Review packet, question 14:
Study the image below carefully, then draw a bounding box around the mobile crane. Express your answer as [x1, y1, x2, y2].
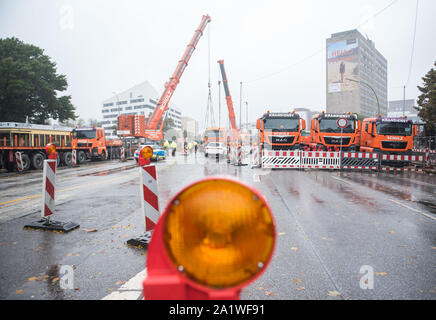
[217, 60, 241, 142]
[143, 15, 211, 141]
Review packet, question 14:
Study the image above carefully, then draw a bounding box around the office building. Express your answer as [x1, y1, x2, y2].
[326, 29, 387, 117]
[101, 81, 182, 139]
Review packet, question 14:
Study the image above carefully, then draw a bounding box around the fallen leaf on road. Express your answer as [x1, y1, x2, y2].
[84, 228, 98, 233]
[293, 279, 303, 285]
[258, 287, 263, 291]
[328, 290, 341, 297]
[264, 291, 273, 296]
[51, 277, 59, 283]
[296, 287, 305, 291]
[291, 247, 298, 251]
[28, 277, 40, 282]
[388, 230, 395, 234]
[278, 232, 286, 236]
[375, 272, 387, 276]
[16, 290, 24, 294]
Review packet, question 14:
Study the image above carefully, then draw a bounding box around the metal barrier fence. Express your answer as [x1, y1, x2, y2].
[259, 150, 425, 172]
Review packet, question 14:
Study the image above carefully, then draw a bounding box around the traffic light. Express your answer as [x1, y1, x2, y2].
[143, 177, 276, 299]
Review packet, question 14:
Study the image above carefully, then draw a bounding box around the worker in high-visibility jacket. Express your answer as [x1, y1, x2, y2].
[171, 141, 177, 157]
[188, 142, 193, 153]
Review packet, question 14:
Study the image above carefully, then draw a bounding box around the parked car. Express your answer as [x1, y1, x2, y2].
[134, 144, 166, 162]
[205, 142, 226, 157]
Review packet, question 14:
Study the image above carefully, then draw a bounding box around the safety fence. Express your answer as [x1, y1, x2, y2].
[257, 150, 425, 172]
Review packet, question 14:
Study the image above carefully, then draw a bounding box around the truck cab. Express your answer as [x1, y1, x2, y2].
[360, 116, 417, 154]
[71, 127, 108, 160]
[256, 111, 306, 150]
[306, 112, 361, 151]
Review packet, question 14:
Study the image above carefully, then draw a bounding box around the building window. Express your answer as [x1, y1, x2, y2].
[116, 100, 127, 105]
[130, 98, 144, 104]
[103, 102, 114, 107]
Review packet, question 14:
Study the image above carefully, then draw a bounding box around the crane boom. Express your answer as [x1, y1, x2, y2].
[217, 59, 240, 140]
[145, 15, 211, 140]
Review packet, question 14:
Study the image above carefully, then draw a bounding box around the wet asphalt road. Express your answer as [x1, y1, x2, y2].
[0, 153, 435, 300]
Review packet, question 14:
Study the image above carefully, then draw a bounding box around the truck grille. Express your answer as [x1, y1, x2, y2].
[271, 136, 295, 144]
[381, 141, 407, 149]
[323, 137, 351, 145]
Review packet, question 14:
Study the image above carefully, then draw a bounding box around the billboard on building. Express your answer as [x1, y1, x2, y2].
[327, 39, 359, 93]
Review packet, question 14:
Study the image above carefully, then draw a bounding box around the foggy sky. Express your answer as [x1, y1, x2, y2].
[1, 0, 435, 128]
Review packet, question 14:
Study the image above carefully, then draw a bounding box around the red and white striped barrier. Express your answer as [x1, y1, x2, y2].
[251, 146, 260, 168]
[301, 151, 340, 169]
[127, 164, 159, 248]
[15, 151, 23, 172]
[41, 159, 56, 217]
[341, 152, 379, 170]
[381, 154, 424, 161]
[413, 149, 436, 154]
[262, 150, 301, 168]
[72, 149, 77, 166]
[140, 165, 159, 232]
[120, 147, 125, 161]
[237, 144, 242, 166]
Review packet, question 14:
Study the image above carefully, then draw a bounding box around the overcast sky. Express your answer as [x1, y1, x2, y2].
[1, 0, 435, 128]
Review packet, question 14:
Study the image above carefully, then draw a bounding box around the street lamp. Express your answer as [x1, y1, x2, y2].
[346, 78, 380, 116]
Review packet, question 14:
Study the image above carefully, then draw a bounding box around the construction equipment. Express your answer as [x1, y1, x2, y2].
[256, 110, 306, 151]
[143, 15, 211, 141]
[305, 112, 361, 151]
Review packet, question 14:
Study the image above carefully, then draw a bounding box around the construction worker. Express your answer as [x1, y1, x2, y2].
[171, 140, 177, 157]
[188, 142, 193, 153]
[164, 140, 170, 150]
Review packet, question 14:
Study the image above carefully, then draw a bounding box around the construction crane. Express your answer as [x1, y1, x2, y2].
[217, 59, 240, 142]
[143, 15, 211, 140]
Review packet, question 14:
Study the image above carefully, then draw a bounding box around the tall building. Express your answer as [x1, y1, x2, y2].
[101, 81, 182, 139]
[326, 29, 387, 117]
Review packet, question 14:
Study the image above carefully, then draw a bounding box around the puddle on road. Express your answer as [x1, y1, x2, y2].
[416, 200, 436, 214]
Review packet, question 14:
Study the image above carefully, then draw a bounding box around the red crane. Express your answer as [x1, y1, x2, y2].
[217, 59, 240, 141]
[144, 15, 211, 140]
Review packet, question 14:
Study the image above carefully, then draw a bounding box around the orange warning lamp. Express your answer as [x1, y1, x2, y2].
[143, 177, 276, 299]
[138, 146, 153, 166]
[140, 146, 154, 159]
[45, 143, 57, 160]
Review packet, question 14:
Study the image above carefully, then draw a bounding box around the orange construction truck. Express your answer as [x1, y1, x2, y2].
[256, 111, 306, 151]
[359, 116, 417, 154]
[203, 127, 226, 144]
[71, 127, 124, 162]
[305, 112, 361, 151]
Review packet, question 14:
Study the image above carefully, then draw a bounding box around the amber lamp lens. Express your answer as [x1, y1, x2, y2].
[46, 144, 56, 155]
[140, 146, 153, 159]
[163, 179, 275, 288]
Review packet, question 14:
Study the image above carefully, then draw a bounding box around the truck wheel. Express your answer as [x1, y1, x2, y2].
[78, 151, 86, 163]
[31, 152, 45, 170]
[101, 150, 106, 161]
[21, 153, 31, 171]
[63, 152, 72, 166]
[56, 154, 61, 167]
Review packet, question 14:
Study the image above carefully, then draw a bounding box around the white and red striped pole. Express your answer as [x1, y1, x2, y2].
[237, 144, 242, 166]
[72, 149, 77, 166]
[120, 147, 125, 161]
[140, 165, 159, 233]
[15, 151, 24, 172]
[41, 159, 56, 218]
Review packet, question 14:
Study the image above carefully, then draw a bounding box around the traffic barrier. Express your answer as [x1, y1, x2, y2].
[120, 147, 125, 161]
[24, 158, 80, 232]
[127, 164, 159, 248]
[412, 149, 436, 154]
[261, 150, 301, 168]
[300, 151, 340, 169]
[251, 146, 260, 168]
[381, 154, 424, 162]
[72, 149, 77, 166]
[15, 151, 23, 172]
[341, 152, 379, 170]
[380, 167, 423, 172]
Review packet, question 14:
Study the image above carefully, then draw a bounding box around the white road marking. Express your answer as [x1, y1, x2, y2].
[101, 269, 147, 300]
[331, 176, 352, 185]
[253, 174, 260, 182]
[389, 199, 436, 221]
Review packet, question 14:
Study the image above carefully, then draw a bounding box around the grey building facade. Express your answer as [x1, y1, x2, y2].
[326, 29, 387, 117]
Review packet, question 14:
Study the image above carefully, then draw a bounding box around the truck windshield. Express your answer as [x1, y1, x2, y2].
[319, 119, 355, 133]
[263, 118, 299, 132]
[205, 130, 223, 138]
[73, 130, 96, 139]
[376, 122, 412, 136]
